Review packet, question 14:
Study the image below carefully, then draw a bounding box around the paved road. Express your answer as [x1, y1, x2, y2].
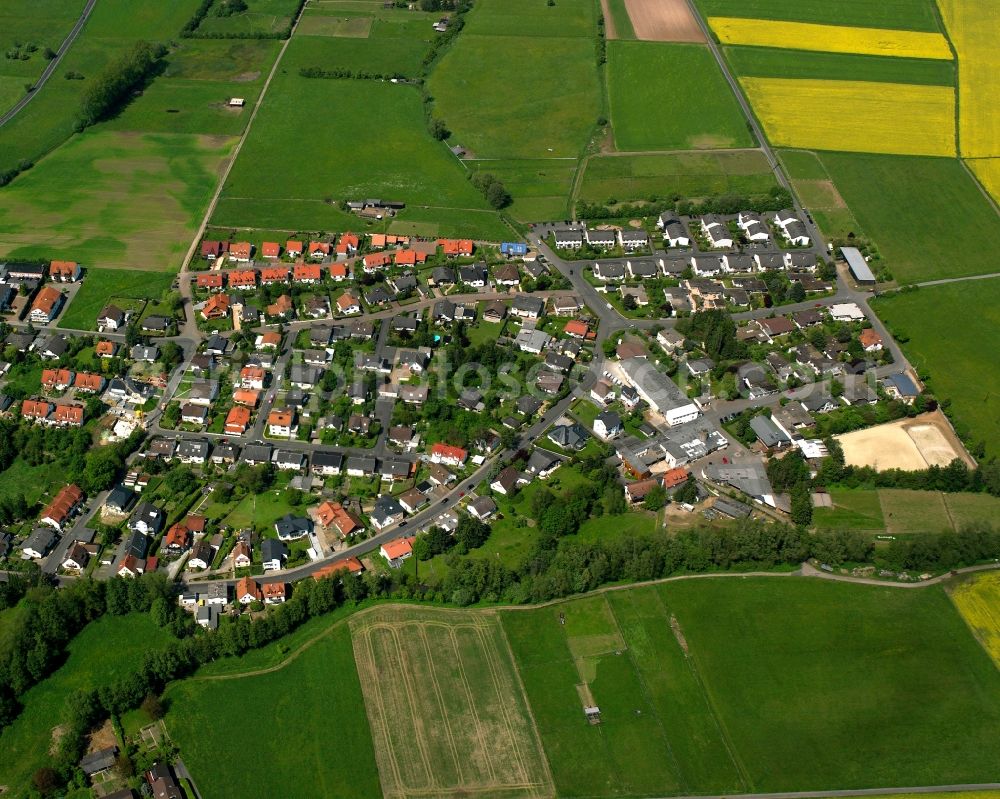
[0, 0, 98, 127]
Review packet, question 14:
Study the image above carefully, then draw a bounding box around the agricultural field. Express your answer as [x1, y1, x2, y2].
[464, 158, 576, 222]
[0, 0, 87, 105]
[872, 281, 1000, 457]
[690, 0, 945, 31]
[213, 58, 502, 234]
[708, 18, 951, 59]
[661, 578, 1000, 790]
[938, 0, 999, 162]
[291, 7, 437, 76]
[351, 606, 553, 799]
[968, 158, 1000, 205]
[0, 0, 204, 174]
[740, 77, 955, 157]
[429, 34, 600, 160]
[579, 150, 778, 205]
[0, 130, 235, 271]
[603, 0, 636, 40]
[818, 152, 1000, 282]
[726, 47, 955, 86]
[0, 614, 173, 794]
[166, 623, 382, 799]
[951, 572, 1000, 668]
[58, 268, 175, 330]
[507, 578, 1000, 793]
[814, 488, 1000, 535]
[462, 0, 598, 39]
[607, 42, 752, 151]
[879, 489, 955, 535]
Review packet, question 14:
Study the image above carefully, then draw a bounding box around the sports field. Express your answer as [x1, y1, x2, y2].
[835, 412, 971, 472]
[608, 42, 752, 151]
[709, 18, 951, 59]
[727, 46, 955, 86]
[951, 573, 1000, 668]
[0, 614, 173, 793]
[506, 578, 1000, 792]
[691, 0, 944, 31]
[817, 152, 1000, 283]
[166, 623, 382, 799]
[872, 281, 1000, 457]
[579, 150, 778, 204]
[0, 131, 234, 271]
[938, 0, 998, 160]
[352, 606, 553, 799]
[741, 77, 955, 157]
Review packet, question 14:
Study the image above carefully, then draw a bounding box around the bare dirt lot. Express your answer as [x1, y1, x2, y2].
[623, 0, 705, 42]
[836, 410, 975, 472]
[351, 606, 553, 799]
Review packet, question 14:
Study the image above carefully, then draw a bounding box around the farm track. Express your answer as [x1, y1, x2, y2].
[0, 0, 98, 127]
[184, 562, 1000, 683]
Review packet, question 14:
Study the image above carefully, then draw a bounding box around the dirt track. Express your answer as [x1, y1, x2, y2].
[623, 0, 705, 42]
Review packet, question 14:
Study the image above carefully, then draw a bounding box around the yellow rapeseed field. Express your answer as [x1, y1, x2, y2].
[740, 77, 956, 157]
[952, 572, 1000, 668]
[937, 0, 1000, 159]
[968, 158, 1000, 205]
[709, 17, 953, 60]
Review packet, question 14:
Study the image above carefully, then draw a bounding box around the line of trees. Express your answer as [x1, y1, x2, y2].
[470, 172, 512, 210]
[299, 66, 408, 81]
[77, 41, 166, 129]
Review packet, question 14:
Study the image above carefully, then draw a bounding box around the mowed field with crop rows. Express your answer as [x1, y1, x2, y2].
[504, 578, 1000, 794]
[579, 150, 778, 205]
[351, 606, 553, 799]
[607, 42, 753, 151]
[873, 281, 1000, 458]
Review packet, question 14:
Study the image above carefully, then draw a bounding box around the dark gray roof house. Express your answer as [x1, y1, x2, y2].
[274, 514, 312, 540]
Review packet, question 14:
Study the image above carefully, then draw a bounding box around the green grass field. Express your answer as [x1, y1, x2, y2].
[0, 0, 87, 100]
[691, 0, 944, 31]
[0, 0, 204, 174]
[289, 18, 432, 76]
[214, 63, 501, 233]
[872, 282, 1000, 456]
[463, 0, 598, 38]
[605, 0, 636, 39]
[818, 152, 1000, 283]
[579, 150, 778, 204]
[59, 268, 174, 330]
[879, 489, 953, 534]
[0, 131, 234, 271]
[429, 33, 600, 160]
[194, 0, 300, 36]
[812, 488, 886, 531]
[166, 623, 381, 799]
[608, 42, 753, 151]
[464, 158, 577, 222]
[101, 79, 261, 136]
[0, 614, 173, 793]
[657, 578, 1000, 790]
[726, 46, 956, 86]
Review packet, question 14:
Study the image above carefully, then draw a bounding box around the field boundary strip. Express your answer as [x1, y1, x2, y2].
[708, 17, 953, 60]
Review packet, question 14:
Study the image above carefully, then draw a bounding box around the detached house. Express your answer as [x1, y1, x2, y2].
[30, 287, 64, 324]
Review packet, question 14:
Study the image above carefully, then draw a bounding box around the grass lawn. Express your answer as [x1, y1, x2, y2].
[580, 150, 777, 204]
[658, 578, 1000, 790]
[0, 456, 71, 507]
[428, 32, 600, 159]
[572, 510, 658, 542]
[0, 614, 173, 792]
[166, 623, 381, 799]
[466, 320, 504, 347]
[812, 488, 885, 531]
[607, 42, 753, 151]
[215, 69, 497, 232]
[872, 282, 1000, 456]
[0, 131, 234, 271]
[726, 46, 955, 86]
[817, 153, 1000, 283]
[690, 0, 944, 32]
[59, 268, 174, 330]
[0, 0, 204, 175]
